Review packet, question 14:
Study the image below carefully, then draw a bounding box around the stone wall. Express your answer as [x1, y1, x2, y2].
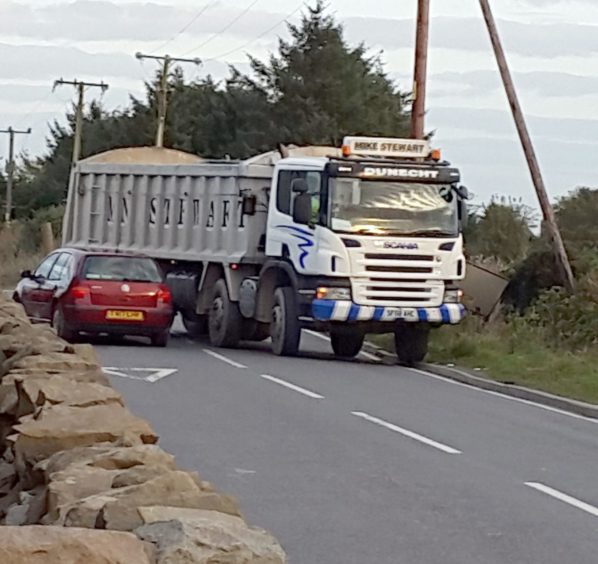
[0, 295, 286, 563]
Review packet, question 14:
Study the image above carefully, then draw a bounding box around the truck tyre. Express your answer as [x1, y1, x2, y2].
[182, 314, 208, 338]
[394, 323, 430, 366]
[271, 287, 300, 356]
[52, 306, 76, 342]
[242, 320, 270, 342]
[151, 330, 170, 348]
[208, 279, 242, 348]
[330, 330, 364, 358]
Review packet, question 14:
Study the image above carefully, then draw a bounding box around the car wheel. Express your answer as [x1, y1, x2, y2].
[270, 287, 300, 356]
[52, 306, 76, 342]
[151, 330, 170, 348]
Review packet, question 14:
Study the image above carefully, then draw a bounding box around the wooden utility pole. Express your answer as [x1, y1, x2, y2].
[410, 0, 430, 139]
[53, 79, 109, 163]
[1, 126, 31, 224]
[135, 53, 201, 147]
[478, 0, 575, 291]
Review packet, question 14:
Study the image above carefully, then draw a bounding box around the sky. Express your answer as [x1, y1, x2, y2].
[1, 0, 597, 208]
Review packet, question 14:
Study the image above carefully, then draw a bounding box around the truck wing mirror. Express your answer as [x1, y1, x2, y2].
[242, 195, 256, 216]
[293, 193, 312, 225]
[459, 199, 468, 228]
[291, 178, 308, 194]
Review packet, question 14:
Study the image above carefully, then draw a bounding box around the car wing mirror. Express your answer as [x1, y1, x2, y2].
[20, 270, 32, 279]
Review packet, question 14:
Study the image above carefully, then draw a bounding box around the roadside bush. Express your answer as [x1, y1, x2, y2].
[524, 273, 598, 351]
[19, 205, 64, 253]
[0, 225, 43, 288]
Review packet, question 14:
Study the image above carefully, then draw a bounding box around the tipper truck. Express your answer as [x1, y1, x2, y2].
[62, 137, 469, 364]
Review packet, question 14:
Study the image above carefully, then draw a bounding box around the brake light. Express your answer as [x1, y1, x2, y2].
[69, 286, 89, 300]
[157, 286, 171, 305]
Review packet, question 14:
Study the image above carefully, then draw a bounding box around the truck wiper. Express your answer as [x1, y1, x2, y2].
[389, 230, 457, 237]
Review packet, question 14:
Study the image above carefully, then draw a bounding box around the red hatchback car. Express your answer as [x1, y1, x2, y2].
[14, 249, 174, 346]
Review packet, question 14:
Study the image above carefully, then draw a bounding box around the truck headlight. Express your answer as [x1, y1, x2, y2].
[316, 287, 351, 301]
[444, 288, 463, 303]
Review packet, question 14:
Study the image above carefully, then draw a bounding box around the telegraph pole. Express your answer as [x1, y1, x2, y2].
[135, 53, 201, 147]
[1, 126, 31, 224]
[53, 79, 109, 163]
[478, 0, 575, 292]
[410, 0, 430, 139]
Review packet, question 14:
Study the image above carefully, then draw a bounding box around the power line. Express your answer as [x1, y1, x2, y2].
[150, 1, 219, 54]
[134, 53, 201, 147]
[180, 0, 261, 57]
[203, 3, 303, 63]
[1, 127, 31, 224]
[53, 79, 109, 163]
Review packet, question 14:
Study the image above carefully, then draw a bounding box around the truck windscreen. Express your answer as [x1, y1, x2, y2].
[328, 178, 458, 237]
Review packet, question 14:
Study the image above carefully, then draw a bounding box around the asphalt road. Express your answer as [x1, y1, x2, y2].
[95, 322, 598, 564]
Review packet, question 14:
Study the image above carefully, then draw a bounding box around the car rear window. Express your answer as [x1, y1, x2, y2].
[82, 256, 163, 283]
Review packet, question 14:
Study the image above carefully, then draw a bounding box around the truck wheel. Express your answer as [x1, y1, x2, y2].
[182, 314, 208, 338]
[208, 279, 242, 348]
[270, 287, 300, 356]
[151, 330, 170, 348]
[242, 320, 270, 342]
[330, 330, 364, 358]
[394, 323, 430, 366]
[52, 306, 76, 342]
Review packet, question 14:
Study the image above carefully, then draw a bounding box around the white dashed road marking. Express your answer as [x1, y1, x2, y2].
[203, 349, 247, 369]
[352, 411, 462, 455]
[525, 482, 598, 518]
[260, 374, 325, 399]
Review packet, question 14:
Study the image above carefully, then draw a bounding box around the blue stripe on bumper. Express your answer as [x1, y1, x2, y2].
[312, 300, 465, 324]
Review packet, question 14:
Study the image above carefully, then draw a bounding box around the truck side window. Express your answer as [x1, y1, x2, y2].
[277, 170, 322, 220]
[277, 170, 298, 215]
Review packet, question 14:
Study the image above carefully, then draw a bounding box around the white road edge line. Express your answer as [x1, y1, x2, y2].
[260, 374, 324, 399]
[304, 329, 380, 362]
[352, 411, 462, 455]
[203, 349, 247, 369]
[408, 367, 598, 426]
[525, 482, 598, 518]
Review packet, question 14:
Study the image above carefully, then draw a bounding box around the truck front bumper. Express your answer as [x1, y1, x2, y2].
[311, 300, 465, 324]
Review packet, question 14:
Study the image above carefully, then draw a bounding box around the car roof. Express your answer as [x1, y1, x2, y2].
[55, 247, 153, 260]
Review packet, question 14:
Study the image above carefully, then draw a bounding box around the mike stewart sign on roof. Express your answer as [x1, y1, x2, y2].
[342, 136, 431, 159]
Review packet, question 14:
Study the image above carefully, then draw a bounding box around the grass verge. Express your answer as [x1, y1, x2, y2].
[370, 318, 598, 404]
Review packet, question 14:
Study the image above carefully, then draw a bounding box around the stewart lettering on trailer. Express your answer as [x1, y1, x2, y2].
[106, 195, 247, 229]
[312, 300, 465, 324]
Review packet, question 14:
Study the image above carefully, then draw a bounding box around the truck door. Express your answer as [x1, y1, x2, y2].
[266, 168, 323, 274]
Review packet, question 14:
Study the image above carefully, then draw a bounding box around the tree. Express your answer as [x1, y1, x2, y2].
[465, 196, 537, 267]
[10, 2, 410, 216]
[235, 1, 409, 147]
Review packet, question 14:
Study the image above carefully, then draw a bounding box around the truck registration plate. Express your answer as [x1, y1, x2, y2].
[381, 308, 417, 321]
[105, 310, 144, 321]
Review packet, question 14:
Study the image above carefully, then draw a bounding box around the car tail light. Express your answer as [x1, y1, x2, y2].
[69, 285, 90, 301]
[157, 286, 171, 305]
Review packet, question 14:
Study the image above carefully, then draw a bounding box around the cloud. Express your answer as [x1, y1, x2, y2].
[429, 70, 598, 99]
[0, 1, 290, 43]
[0, 43, 239, 82]
[344, 16, 598, 58]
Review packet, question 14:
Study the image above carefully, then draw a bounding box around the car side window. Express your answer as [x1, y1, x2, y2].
[34, 254, 59, 279]
[48, 253, 72, 283]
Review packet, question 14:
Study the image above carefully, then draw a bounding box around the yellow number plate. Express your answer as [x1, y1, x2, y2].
[105, 310, 145, 321]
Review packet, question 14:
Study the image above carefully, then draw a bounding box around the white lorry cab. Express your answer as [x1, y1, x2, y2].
[63, 137, 469, 364]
